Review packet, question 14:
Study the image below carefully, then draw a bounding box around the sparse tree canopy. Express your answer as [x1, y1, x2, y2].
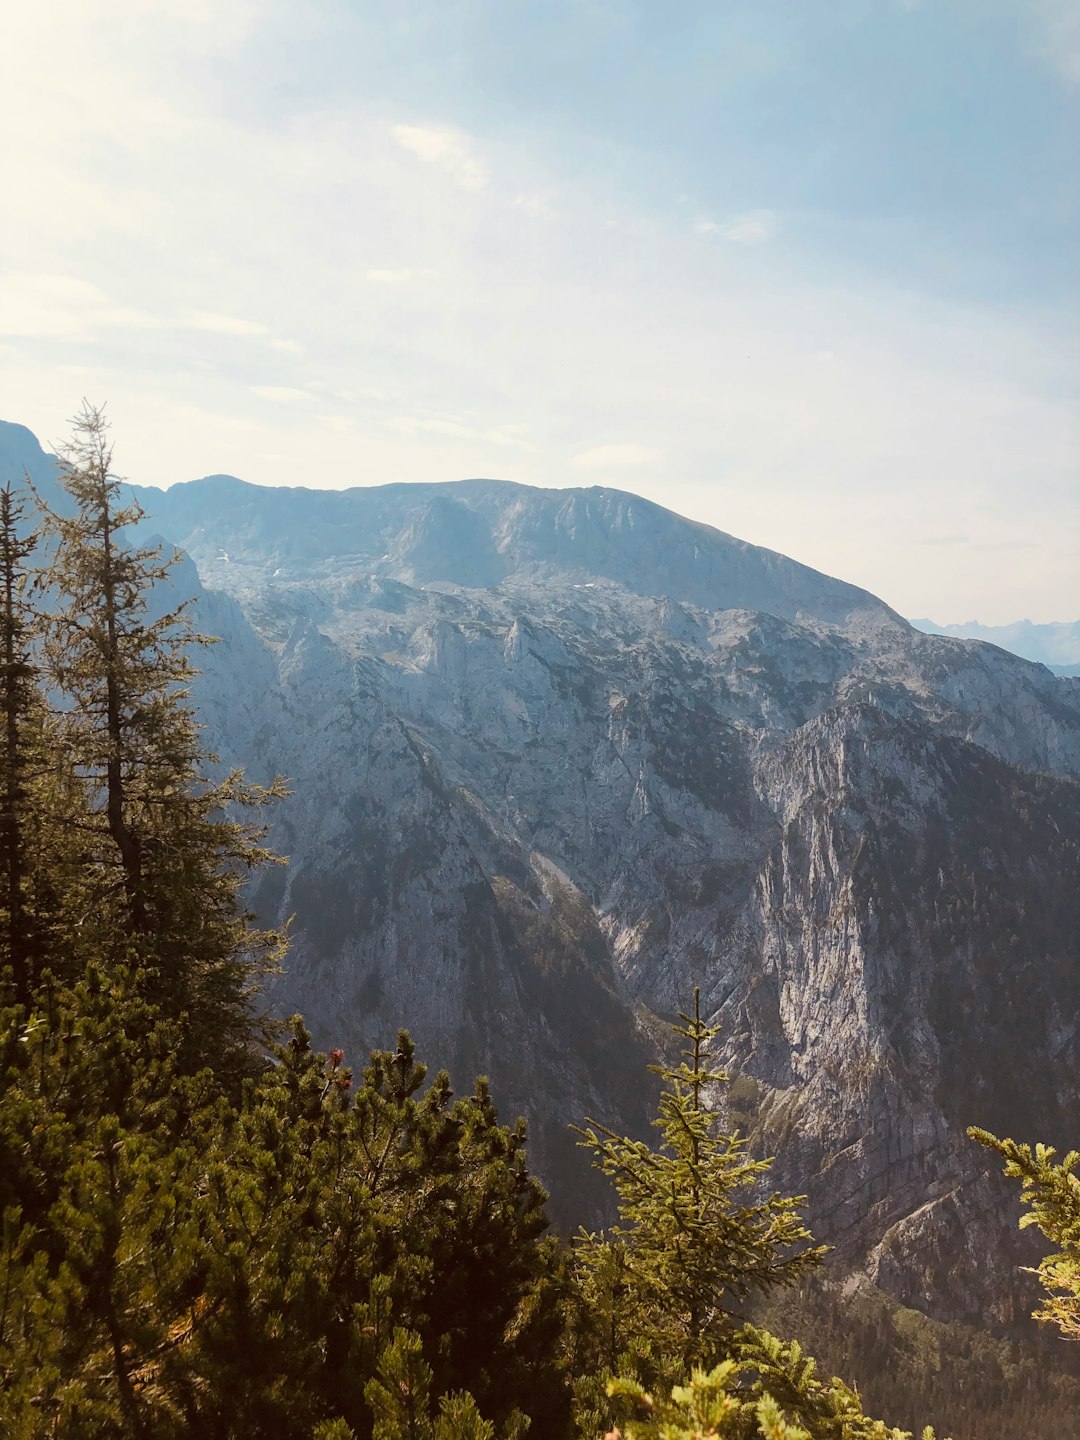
[0, 484, 56, 1010]
[36, 401, 285, 1074]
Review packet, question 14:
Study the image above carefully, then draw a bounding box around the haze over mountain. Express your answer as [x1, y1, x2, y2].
[911, 617, 1080, 677]
[4, 416, 1079, 1331]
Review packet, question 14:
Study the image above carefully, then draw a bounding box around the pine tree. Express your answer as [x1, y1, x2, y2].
[600, 1341, 945, 1440]
[364, 1327, 507, 1440]
[37, 403, 284, 1074]
[324, 1029, 570, 1435]
[1, 406, 569, 1438]
[603, 1360, 941, 1440]
[0, 484, 63, 1010]
[0, 1012, 567, 1439]
[573, 990, 826, 1389]
[604, 1361, 811, 1440]
[969, 1126, 1080, 1341]
[0, 965, 225, 1438]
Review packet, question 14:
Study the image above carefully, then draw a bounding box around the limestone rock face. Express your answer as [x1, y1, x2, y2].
[4, 419, 1078, 1311]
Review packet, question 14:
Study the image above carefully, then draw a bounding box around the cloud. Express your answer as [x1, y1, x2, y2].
[513, 192, 555, 216]
[250, 386, 314, 404]
[6, 0, 259, 59]
[696, 210, 779, 244]
[389, 415, 476, 439]
[0, 1, 1074, 623]
[183, 311, 271, 337]
[483, 427, 538, 451]
[416, 418, 474, 438]
[0, 273, 159, 339]
[391, 124, 487, 190]
[1022, 0, 1080, 82]
[387, 416, 537, 450]
[570, 444, 662, 471]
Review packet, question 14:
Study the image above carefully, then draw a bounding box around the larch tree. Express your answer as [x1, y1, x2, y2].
[0, 484, 41, 1009]
[0, 483, 68, 1010]
[37, 402, 284, 1074]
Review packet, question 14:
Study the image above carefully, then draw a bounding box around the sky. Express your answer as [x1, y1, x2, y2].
[1, 1, 1077, 624]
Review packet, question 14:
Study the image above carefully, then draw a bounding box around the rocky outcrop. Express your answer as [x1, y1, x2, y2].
[3, 417, 1078, 1319]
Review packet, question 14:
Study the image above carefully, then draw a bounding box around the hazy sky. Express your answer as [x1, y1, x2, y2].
[2, 1, 1077, 623]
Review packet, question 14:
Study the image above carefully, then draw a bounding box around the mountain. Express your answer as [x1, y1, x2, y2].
[4, 418, 1080, 1331]
[912, 616, 1080, 675]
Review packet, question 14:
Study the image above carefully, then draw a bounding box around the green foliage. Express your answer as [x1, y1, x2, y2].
[969, 1125, 1080, 1342]
[36, 402, 285, 1076]
[0, 409, 567, 1437]
[0, 981, 568, 1437]
[365, 1328, 437, 1440]
[0, 404, 1069, 1438]
[601, 1357, 946, 1440]
[573, 991, 826, 1396]
[600, 1339, 947, 1440]
[732, 1325, 920, 1440]
[0, 483, 68, 1012]
[568, 994, 956, 1440]
[0, 967, 226, 1436]
[364, 1326, 520, 1440]
[756, 1273, 1080, 1440]
[605, 1362, 809, 1440]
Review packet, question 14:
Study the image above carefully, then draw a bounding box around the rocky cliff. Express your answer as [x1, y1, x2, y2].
[4, 418, 1078, 1323]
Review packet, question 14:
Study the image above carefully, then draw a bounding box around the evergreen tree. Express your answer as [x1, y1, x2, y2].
[969, 1126, 1080, 1341]
[602, 1359, 943, 1440]
[1, 991, 568, 1438]
[573, 990, 826, 1392]
[37, 402, 284, 1073]
[1, 406, 568, 1438]
[570, 995, 946, 1440]
[0, 484, 62, 1010]
[364, 1327, 519, 1440]
[604, 1361, 811, 1440]
[0, 966, 224, 1437]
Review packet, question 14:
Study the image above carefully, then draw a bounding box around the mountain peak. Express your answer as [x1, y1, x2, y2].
[0, 419, 54, 485]
[121, 470, 900, 636]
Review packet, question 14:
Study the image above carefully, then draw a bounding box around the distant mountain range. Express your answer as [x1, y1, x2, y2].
[3, 416, 1079, 1336]
[911, 618, 1080, 676]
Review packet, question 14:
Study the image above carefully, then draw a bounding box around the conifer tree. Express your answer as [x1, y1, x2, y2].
[37, 403, 283, 1073]
[0, 965, 223, 1437]
[602, 1359, 940, 1440]
[969, 1126, 1080, 1341]
[604, 1361, 811, 1440]
[574, 990, 826, 1389]
[575, 996, 947, 1440]
[0, 483, 77, 1013]
[0, 484, 62, 1009]
[364, 1327, 515, 1440]
[1, 996, 569, 1439]
[1, 406, 569, 1438]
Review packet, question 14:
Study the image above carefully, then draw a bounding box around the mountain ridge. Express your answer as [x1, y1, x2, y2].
[2, 415, 1078, 1332]
[912, 615, 1080, 672]
[122, 468, 902, 637]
